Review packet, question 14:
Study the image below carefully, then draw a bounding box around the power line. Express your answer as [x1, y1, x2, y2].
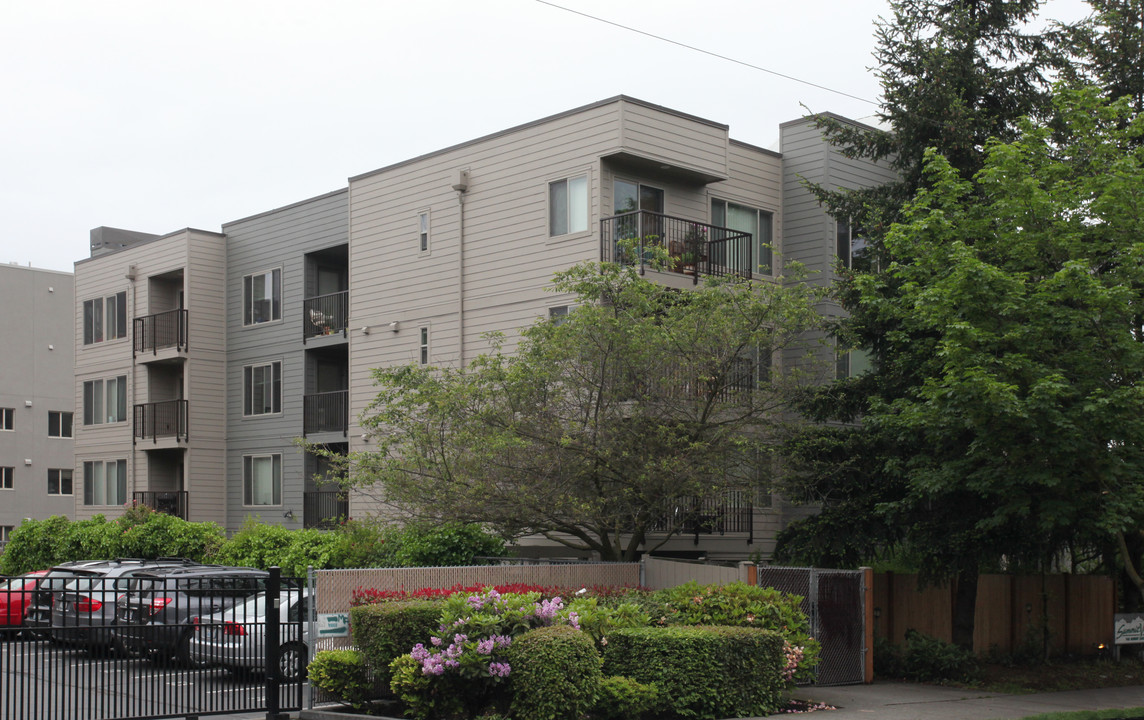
[535, 0, 880, 107]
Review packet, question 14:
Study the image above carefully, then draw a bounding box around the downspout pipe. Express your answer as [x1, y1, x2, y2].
[453, 170, 470, 365]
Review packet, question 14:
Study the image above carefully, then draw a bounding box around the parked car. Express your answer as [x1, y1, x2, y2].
[50, 558, 201, 652]
[0, 570, 49, 632]
[21, 560, 119, 639]
[188, 588, 312, 681]
[115, 565, 270, 665]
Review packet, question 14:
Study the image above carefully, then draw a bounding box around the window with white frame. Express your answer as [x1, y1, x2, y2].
[0, 467, 12, 490]
[419, 327, 429, 365]
[243, 268, 282, 326]
[549, 175, 588, 237]
[48, 469, 73, 495]
[243, 361, 282, 416]
[83, 376, 127, 425]
[243, 454, 282, 506]
[836, 219, 867, 270]
[0, 408, 12, 431]
[0, 526, 11, 544]
[711, 199, 773, 275]
[83, 292, 127, 345]
[418, 211, 430, 253]
[48, 411, 73, 438]
[548, 306, 569, 325]
[83, 459, 127, 505]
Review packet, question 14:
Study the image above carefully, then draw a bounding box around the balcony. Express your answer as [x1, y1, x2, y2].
[303, 390, 348, 436]
[132, 491, 188, 520]
[304, 490, 349, 529]
[303, 291, 349, 342]
[134, 309, 188, 358]
[133, 400, 189, 443]
[600, 211, 752, 284]
[650, 492, 754, 544]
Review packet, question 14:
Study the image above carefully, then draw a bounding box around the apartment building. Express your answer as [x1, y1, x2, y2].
[0, 263, 76, 542]
[71, 96, 892, 561]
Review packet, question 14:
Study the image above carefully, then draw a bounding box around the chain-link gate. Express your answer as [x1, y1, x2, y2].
[757, 566, 866, 686]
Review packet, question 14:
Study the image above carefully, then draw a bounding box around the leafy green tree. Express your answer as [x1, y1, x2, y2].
[342, 255, 828, 561]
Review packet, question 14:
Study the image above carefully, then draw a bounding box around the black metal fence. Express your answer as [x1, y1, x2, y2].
[133, 400, 189, 443]
[650, 491, 754, 543]
[132, 491, 189, 520]
[0, 567, 305, 720]
[303, 491, 349, 529]
[600, 210, 753, 284]
[302, 390, 348, 436]
[303, 291, 349, 342]
[133, 309, 188, 357]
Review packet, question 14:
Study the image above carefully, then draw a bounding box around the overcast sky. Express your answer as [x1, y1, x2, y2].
[1, 0, 1093, 273]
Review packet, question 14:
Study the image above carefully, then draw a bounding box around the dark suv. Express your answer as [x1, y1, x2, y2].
[115, 565, 270, 665]
[50, 558, 201, 652]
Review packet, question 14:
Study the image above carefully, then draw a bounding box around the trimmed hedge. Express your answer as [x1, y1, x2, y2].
[351, 600, 443, 688]
[595, 675, 662, 720]
[308, 649, 374, 711]
[506, 625, 601, 720]
[601, 626, 785, 720]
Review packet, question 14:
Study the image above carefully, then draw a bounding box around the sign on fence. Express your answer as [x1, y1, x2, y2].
[317, 612, 351, 638]
[1115, 614, 1144, 645]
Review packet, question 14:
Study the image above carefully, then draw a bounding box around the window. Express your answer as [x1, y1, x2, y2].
[0, 467, 12, 490]
[83, 459, 127, 505]
[419, 327, 429, 365]
[0, 408, 12, 431]
[243, 454, 282, 506]
[549, 175, 588, 237]
[48, 411, 73, 438]
[712, 199, 773, 275]
[243, 268, 282, 325]
[549, 306, 569, 325]
[83, 292, 126, 344]
[83, 376, 126, 425]
[836, 347, 872, 380]
[243, 361, 282, 416]
[0, 526, 11, 544]
[836, 219, 867, 270]
[48, 469, 73, 495]
[418, 211, 430, 253]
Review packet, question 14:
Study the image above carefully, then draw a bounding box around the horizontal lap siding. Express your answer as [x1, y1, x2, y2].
[223, 191, 349, 533]
[619, 102, 728, 179]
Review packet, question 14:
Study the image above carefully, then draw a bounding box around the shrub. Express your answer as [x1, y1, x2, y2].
[118, 512, 224, 562]
[276, 527, 350, 576]
[0, 515, 73, 574]
[352, 601, 443, 689]
[309, 649, 374, 711]
[389, 652, 465, 720]
[879, 629, 981, 683]
[564, 596, 650, 646]
[386, 522, 507, 567]
[212, 517, 294, 569]
[506, 625, 601, 720]
[601, 625, 785, 720]
[335, 519, 392, 568]
[645, 581, 819, 683]
[593, 676, 662, 720]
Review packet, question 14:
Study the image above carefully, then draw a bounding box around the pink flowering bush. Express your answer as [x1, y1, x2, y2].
[389, 588, 583, 719]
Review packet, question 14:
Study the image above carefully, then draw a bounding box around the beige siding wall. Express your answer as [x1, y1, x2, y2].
[617, 101, 729, 180]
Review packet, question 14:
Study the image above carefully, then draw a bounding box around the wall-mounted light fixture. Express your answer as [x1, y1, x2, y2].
[389, 321, 400, 333]
[283, 509, 295, 520]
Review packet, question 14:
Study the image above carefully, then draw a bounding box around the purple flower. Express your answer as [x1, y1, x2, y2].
[567, 611, 580, 630]
[453, 633, 468, 645]
[421, 656, 446, 676]
[476, 637, 495, 654]
[488, 662, 511, 678]
[411, 644, 430, 662]
[430, 636, 443, 647]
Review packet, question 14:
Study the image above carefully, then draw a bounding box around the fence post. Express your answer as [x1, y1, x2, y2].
[738, 560, 756, 586]
[861, 567, 874, 684]
[305, 565, 316, 711]
[265, 566, 286, 720]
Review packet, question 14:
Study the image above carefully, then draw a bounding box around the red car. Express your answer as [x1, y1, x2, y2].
[0, 570, 49, 628]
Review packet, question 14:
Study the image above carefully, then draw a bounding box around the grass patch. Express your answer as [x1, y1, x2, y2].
[1017, 708, 1144, 720]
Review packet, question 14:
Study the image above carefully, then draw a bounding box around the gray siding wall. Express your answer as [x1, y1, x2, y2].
[0, 265, 76, 531]
[222, 189, 348, 534]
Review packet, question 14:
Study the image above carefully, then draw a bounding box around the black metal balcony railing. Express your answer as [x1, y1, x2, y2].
[600, 211, 753, 284]
[133, 400, 189, 443]
[134, 309, 189, 357]
[303, 390, 348, 436]
[303, 291, 349, 342]
[650, 492, 754, 544]
[304, 490, 349, 529]
[132, 491, 189, 520]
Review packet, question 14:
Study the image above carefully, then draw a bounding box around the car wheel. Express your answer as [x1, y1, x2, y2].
[173, 637, 208, 668]
[279, 642, 307, 682]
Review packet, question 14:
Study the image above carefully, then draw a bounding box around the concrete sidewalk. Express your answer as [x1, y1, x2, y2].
[797, 682, 1144, 719]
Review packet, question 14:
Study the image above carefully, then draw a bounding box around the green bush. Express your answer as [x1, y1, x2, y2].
[386, 522, 506, 567]
[352, 600, 443, 689]
[118, 513, 224, 562]
[389, 652, 465, 720]
[593, 676, 661, 720]
[276, 528, 350, 576]
[0, 515, 73, 574]
[212, 517, 294, 569]
[644, 581, 819, 683]
[335, 519, 393, 568]
[565, 596, 650, 646]
[877, 629, 981, 683]
[601, 626, 785, 720]
[309, 649, 375, 711]
[507, 625, 602, 720]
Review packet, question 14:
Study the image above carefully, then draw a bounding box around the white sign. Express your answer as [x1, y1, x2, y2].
[1114, 614, 1144, 645]
[317, 612, 350, 638]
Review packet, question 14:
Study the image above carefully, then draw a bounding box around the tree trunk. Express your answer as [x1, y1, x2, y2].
[1117, 531, 1144, 611]
[951, 567, 979, 651]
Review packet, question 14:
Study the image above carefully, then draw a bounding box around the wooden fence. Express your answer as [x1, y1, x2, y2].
[872, 573, 1115, 655]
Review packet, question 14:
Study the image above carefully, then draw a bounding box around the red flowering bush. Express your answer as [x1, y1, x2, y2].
[351, 583, 646, 607]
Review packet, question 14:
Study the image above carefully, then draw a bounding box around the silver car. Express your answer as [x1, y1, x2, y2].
[187, 589, 311, 681]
